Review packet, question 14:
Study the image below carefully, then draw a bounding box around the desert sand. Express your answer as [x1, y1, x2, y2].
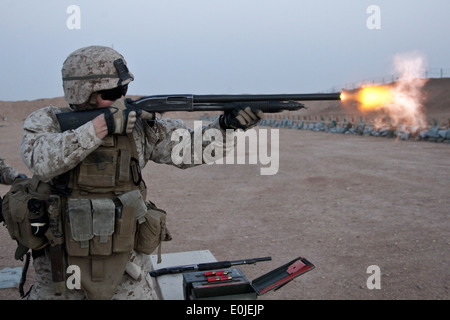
[0, 78, 448, 300]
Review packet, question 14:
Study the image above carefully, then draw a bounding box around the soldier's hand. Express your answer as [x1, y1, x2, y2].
[124, 98, 155, 122]
[104, 99, 137, 135]
[220, 106, 264, 131]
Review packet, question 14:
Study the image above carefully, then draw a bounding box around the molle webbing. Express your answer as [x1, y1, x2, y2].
[63, 134, 146, 298]
[69, 134, 144, 196]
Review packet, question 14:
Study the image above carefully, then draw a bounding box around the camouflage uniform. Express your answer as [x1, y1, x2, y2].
[21, 105, 231, 181]
[20, 104, 233, 299]
[19, 45, 260, 300]
[0, 158, 19, 185]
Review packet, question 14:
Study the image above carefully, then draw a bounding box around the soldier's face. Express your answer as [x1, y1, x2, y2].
[96, 94, 118, 108]
[96, 84, 128, 108]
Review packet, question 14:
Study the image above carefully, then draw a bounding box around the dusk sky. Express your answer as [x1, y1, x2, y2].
[1, 0, 449, 101]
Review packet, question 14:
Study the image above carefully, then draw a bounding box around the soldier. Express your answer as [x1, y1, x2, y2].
[20, 45, 263, 300]
[0, 158, 25, 241]
[0, 158, 24, 185]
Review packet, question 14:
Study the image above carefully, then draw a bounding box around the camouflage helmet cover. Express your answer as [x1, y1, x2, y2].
[61, 46, 134, 105]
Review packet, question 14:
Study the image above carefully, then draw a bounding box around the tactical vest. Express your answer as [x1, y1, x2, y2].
[62, 134, 161, 299]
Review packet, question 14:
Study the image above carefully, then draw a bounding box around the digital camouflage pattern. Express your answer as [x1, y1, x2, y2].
[21, 105, 233, 182]
[18, 44, 237, 300]
[28, 250, 158, 300]
[0, 158, 19, 185]
[20, 102, 234, 299]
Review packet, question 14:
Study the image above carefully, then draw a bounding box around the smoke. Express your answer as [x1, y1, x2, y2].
[384, 51, 428, 128]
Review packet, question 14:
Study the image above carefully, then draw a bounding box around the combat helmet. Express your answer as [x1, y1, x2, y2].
[61, 45, 134, 107]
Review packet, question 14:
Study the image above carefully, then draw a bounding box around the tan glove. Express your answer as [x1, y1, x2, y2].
[124, 98, 155, 122]
[219, 106, 264, 131]
[104, 99, 137, 135]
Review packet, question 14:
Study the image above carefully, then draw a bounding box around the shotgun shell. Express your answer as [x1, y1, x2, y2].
[207, 275, 232, 282]
[204, 270, 228, 276]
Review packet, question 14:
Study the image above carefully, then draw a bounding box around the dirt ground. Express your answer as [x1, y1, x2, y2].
[1, 78, 449, 301]
[1, 111, 448, 300]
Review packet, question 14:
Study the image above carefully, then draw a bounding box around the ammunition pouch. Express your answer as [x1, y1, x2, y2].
[135, 200, 172, 263]
[65, 189, 171, 258]
[1, 176, 52, 259]
[63, 189, 171, 299]
[65, 190, 147, 257]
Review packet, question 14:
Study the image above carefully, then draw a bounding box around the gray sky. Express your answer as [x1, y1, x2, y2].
[1, 0, 449, 101]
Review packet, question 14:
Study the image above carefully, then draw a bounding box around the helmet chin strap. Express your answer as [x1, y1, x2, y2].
[87, 93, 99, 108]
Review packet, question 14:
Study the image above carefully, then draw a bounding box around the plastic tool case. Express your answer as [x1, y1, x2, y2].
[183, 257, 314, 300]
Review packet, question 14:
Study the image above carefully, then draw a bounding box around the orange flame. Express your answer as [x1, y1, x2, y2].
[358, 52, 428, 128]
[342, 52, 428, 128]
[357, 86, 395, 111]
[344, 83, 426, 128]
[341, 86, 395, 111]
